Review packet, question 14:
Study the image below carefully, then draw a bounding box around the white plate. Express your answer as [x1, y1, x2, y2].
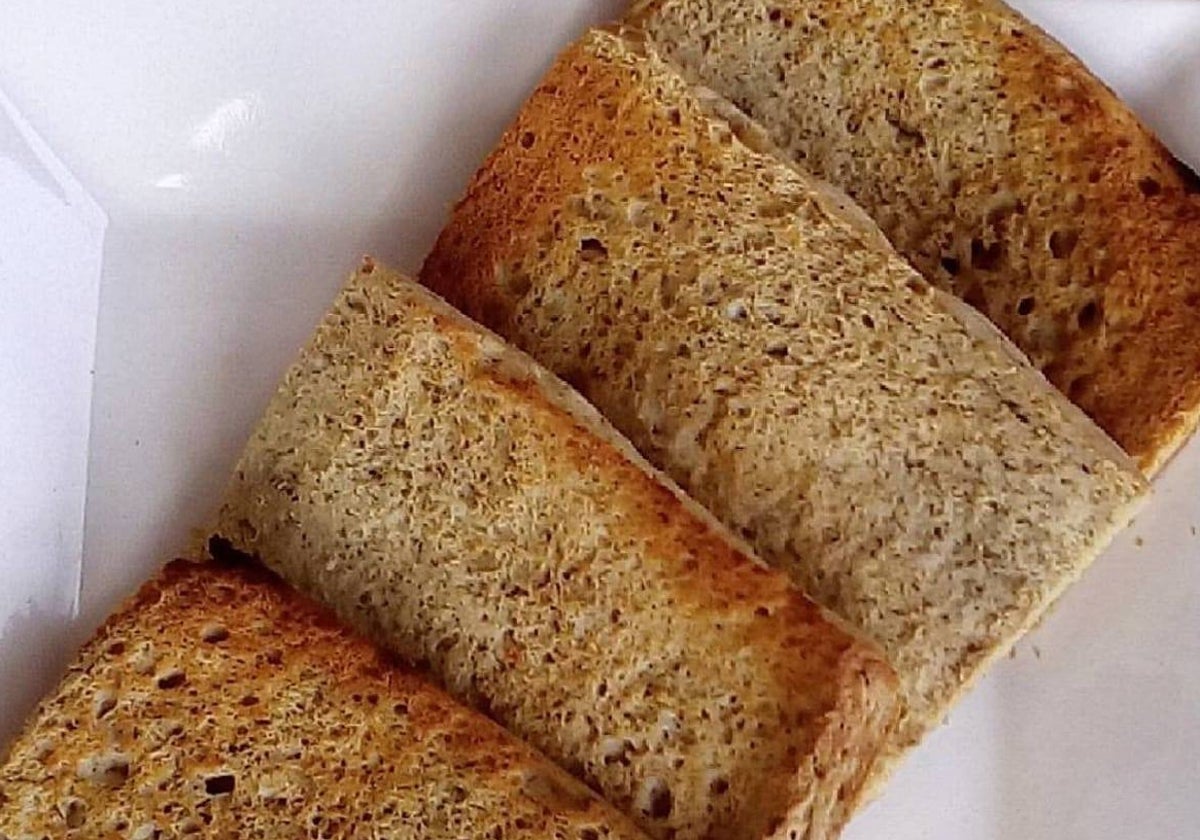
[1, 3, 1196, 837]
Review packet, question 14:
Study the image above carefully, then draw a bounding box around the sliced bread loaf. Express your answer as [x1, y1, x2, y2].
[626, 0, 1200, 474]
[0, 559, 650, 840]
[211, 262, 899, 840]
[420, 28, 1147, 767]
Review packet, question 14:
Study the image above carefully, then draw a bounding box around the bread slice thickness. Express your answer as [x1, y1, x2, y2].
[0, 559, 650, 840]
[420, 28, 1147, 769]
[627, 0, 1200, 474]
[212, 263, 899, 840]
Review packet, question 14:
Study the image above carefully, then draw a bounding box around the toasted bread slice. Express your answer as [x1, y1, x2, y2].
[211, 263, 899, 840]
[420, 28, 1147, 770]
[0, 559, 649, 839]
[626, 0, 1200, 474]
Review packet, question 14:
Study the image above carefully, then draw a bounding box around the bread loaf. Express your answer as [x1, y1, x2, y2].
[626, 0, 1200, 474]
[421, 28, 1147, 768]
[0, 559, 650, 840]
[212, 263, 899, 840]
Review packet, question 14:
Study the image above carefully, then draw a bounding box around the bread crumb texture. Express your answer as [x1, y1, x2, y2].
[420, 28, 1146, 767]
[213, 266, 899, 840]
[626, 0, 1200, 474]
[0, 560, 649, 840]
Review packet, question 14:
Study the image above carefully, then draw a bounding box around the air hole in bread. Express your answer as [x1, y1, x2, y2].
[204, 774, 236, 796]
[765, 341, 789, 358]
[940, 256, 960, 276]
[638, 777, 673, 820]
[93, 689, 117, 720]
[200, 623, 229, 643]
[155, 668, 186, 690]
[1138, 176, 1162, 198]
[1077, 300, 1101, 330]
[579, 829, 600, 840]
[157, 718, 185, 741]
[519, 131, 536, 149]
[970, 238, 1003, 271]
[104, 640, 126, 656]
[861, 313, 875, 329]
[1048, 229, 1078, 259]
[579, 238, 608, 262]
[1016, 297, 1035, 316]
[59, 797, 86, 828]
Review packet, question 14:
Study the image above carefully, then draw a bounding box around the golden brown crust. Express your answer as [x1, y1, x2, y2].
[0, 559, 650, 839]
[420, 28, 1145, 780]
[625, 0, 1200, 474]
[985, 2, 1200, 473]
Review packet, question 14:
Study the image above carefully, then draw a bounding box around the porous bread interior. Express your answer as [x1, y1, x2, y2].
[214, 265, 899, 840]
[627, 0, 1200, 474]
[420, 28, 1146, 766]
[0, 560, 650, 840]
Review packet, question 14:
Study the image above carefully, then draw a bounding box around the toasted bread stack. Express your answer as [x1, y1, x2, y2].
[421, 27, 1147, 769]
[4, 3, 1192, 839]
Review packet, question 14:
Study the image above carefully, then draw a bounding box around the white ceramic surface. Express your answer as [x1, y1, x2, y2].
[0, 3, 1196, 837]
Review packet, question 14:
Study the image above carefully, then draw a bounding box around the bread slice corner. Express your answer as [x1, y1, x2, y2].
[0, 556, 651, 840]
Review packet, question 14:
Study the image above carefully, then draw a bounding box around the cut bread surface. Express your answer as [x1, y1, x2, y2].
[0, 558, 650, 840]
[214, 264, 899, 840]
[627, 0, 1200, 474]
[421, 28, 1146, 771]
